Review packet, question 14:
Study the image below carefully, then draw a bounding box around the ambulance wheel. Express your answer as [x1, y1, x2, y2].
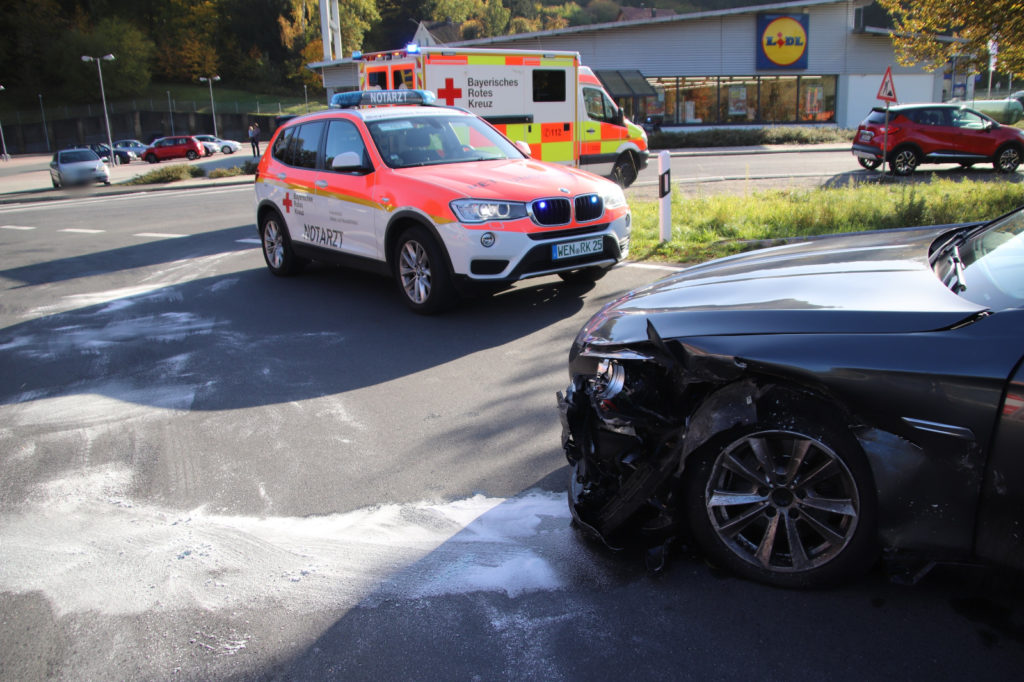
[394, 226, 456, 315]
[611, 154, 638, 188]
[259, 210, 305, 276]
[558, 266, 609, 284]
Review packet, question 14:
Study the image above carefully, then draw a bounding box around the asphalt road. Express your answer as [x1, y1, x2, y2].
[2, 183, 1024, 680]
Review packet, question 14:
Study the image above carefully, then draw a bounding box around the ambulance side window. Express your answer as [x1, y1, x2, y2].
[394, 68, 414, 90]
[533, 70, 566, 103]
[367, 71, 387, 90]
[583, 86, 617, 124]
[292, 121, 326, 169]
[324, 119, 371, 171]
[272, 126, 296, 165]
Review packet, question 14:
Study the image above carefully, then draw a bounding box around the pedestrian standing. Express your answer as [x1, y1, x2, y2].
[249, 123, 261, 157]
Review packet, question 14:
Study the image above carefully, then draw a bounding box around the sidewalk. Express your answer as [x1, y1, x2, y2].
[0, 144, 850, 205]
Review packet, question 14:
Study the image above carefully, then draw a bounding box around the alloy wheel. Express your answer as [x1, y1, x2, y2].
[399, 239, 432, 305]
[704, 430, 860, 574]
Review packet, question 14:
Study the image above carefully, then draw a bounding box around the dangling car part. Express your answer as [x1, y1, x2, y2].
[559, 208, 1024, 588]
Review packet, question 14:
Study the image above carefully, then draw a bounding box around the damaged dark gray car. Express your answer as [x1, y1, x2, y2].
[559, 207, 1024, 588]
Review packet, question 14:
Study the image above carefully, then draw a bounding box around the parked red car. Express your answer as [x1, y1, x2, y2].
[141, 136, 205, 163]
[852, 103, 1024, 175]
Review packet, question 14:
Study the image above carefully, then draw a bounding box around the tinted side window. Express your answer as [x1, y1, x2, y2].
[292, 121, 325, 169]
[324, 119, 370, 170]
[865, 110, 888, 124]
[367, 71, 387, 89]
[272, 126, 296, 165]
[583, 86, 616, 122]
[534, 70, 567, 103]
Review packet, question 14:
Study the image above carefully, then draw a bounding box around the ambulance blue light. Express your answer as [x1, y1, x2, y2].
[352, 50, 363, 60]
[330, 89, 438, 109]
[406, 43, 420, 54]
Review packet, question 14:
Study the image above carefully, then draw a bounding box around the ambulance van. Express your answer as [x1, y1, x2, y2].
[353, 46, 649, 186]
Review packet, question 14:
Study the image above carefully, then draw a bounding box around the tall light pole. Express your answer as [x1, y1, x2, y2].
[199, 75, 220, 137]
[39, 94, 50, 152]
[82, 54, 116, 165]
[0, 85, 9, 160]
[167, 90, 175, 135]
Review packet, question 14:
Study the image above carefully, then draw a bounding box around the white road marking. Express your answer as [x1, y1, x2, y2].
[1, 224, 36, 230]
[60, 228, 105, 234]
[621, 261, 684, 272]
[236, 238, 260, 244]
[133, 232, 188, 239]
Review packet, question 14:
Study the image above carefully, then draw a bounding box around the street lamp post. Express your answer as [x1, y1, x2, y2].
[167, 90, 175, 135]
[39, 94, 50, 152]
[82, 54, 116, 165]
[199, 75, 221, 137]
[0, 85, 9, 161]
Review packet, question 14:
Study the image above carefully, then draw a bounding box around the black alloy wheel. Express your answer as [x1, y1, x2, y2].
[186, 150, 199, 160]
[857, 157, 881, 170]
[889, 148, 919, 176]
[995, 145, 1022, 173]
[611, 154, 638, 188]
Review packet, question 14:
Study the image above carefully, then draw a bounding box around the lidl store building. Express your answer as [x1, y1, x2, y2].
[313, 0, 965, 130]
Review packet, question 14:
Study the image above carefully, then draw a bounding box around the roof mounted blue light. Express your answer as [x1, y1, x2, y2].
[351, 50, 363, 60]
[406, 43, 420, 54]
[329, 89, 438, 109]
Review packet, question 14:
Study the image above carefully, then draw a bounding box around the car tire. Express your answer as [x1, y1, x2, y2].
[52, 176, 60, 188]
[557, 266, 610, 284]
[393, 226, 456, 314]
[223, 146, 234, 154]
[857, 157, 881, 170]
[186, 150, 199, 160]
[994, 145, 1022, 173]
[889, 147, 919, 176]
[259, 210, 306, 276]
[146, 154, 158, 164]
[611, 153, 638, 188]
[683, 393, 877, 588]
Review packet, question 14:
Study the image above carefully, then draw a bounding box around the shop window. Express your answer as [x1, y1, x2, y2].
[680, 77, 718, 124]
[761, 76, 798, 123]
[799, 76, 836, 122]
[720, 77, 758, 123]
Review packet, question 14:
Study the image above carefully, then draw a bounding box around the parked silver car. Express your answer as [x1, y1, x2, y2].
[49, 148, 110, 188]
[194, 134, 242, 154]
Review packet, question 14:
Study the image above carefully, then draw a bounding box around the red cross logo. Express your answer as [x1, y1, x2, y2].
[282, 192, 293, 213]
[437, 78, 463, 106]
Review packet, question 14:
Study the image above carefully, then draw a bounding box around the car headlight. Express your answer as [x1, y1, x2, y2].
[450, 198, 528, 223]
[600, 184, 627, 210]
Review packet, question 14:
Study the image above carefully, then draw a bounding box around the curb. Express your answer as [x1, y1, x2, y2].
[0, 175, 255, 206]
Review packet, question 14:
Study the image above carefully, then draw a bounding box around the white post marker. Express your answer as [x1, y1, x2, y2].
[658, 150, 672, 242]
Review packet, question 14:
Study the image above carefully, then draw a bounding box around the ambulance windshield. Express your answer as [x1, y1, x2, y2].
[366, 114, 524, 169]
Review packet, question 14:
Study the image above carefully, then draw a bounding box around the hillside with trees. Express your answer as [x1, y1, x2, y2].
[0, 0, 812, 107]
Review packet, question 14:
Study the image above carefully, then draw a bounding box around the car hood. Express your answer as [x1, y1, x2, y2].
[397, 159, 612, 199]
[580, 226, 988, 346]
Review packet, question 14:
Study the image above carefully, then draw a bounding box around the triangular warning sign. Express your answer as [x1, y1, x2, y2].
[877, 66, 898, 103]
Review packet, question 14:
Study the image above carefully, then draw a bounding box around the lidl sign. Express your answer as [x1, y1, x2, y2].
[757, 14, 809, 70]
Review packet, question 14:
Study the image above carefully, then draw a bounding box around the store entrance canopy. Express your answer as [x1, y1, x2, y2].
[594, 70, 657, 98]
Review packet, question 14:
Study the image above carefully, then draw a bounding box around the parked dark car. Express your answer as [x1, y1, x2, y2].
[558, 208, 1024, 588]
[852, 103, 1024, 175]
[75, 143, 132, 165]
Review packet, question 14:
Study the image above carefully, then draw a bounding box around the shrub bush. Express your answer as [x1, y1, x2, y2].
[648, 126, 856, 149]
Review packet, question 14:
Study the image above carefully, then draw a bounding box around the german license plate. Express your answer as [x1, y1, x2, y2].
[553, 237, 603, 260]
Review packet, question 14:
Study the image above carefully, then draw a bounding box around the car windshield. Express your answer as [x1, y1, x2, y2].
[365, 114, 523, 169]
[61, 150, 98, 163]
[937, 210, 1024, 309]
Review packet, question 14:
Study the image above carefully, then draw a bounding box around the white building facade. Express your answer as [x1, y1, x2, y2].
[311, 0, 958, 129]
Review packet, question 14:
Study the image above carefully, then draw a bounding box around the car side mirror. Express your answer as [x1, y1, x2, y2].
[331, 151, 369, 173]
[514, 140, 532, 157]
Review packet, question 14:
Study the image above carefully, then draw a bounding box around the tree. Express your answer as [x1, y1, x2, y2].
[879, 0, 1024, 77]
[63, 18, 155, 101]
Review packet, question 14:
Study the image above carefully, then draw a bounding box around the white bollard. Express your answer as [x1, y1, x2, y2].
[658, 150, 672, 243]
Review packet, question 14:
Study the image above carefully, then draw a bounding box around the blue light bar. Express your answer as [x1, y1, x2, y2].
[330, 89, 437, 109]
[406, 43, 420, 54]
[351, 50, 363, 60]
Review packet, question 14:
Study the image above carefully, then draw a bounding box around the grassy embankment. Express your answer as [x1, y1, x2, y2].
[629, 178, 1024, 264]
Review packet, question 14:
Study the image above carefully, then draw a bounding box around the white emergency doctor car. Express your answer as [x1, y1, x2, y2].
[254, 89, 632, 314]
